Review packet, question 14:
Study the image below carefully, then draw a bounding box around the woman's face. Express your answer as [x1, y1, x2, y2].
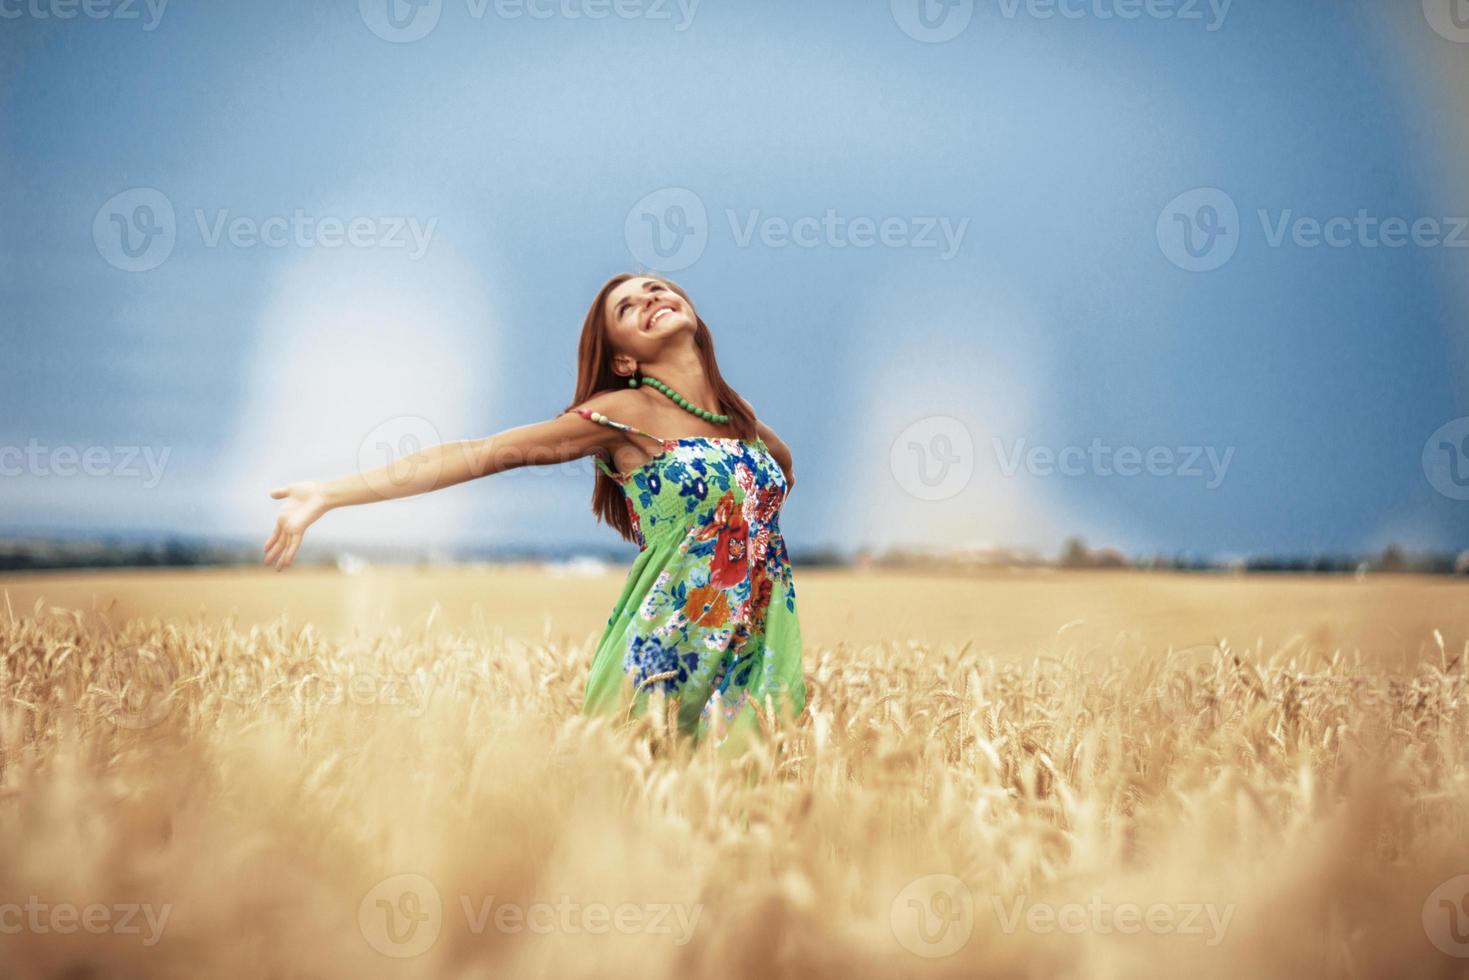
[602, 277, 697, 361]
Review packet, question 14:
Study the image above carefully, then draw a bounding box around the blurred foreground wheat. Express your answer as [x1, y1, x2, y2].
[3, 594, 1469, 979]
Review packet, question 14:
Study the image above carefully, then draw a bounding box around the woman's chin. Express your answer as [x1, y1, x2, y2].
[657, 316, 696, 337]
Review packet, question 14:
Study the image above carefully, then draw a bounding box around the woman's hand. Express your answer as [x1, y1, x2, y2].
[263, 481, 332, 571]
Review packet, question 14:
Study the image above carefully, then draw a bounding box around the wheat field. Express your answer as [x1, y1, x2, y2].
[2, 567, 1468, 979]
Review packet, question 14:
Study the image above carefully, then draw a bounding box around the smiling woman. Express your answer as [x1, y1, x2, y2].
[263, 273, 805, 755]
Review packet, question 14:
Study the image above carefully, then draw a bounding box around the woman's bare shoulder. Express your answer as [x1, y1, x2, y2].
[566, 387, 647, 420]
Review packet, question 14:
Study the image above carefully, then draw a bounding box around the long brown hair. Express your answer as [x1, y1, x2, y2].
[566, 273, 758, 544]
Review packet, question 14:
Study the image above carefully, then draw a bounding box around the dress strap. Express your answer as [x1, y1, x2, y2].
[574, 408, 667, 445]
[592, 455, 619, 479]
[573, 407, 667, 479]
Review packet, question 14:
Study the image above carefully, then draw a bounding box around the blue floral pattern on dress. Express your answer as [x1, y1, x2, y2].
[576, 415, 806, 747]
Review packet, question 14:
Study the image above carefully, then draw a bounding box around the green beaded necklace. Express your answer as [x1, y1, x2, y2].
[628, 374, 730, 424]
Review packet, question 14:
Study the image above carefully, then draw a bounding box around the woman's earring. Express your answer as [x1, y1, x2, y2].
[626, 373, 639, 388]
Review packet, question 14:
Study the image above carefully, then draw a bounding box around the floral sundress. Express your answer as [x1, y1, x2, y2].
[574, 408, 806, 749]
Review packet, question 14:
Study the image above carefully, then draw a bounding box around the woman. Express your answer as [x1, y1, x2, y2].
[263, 273, 806, 750]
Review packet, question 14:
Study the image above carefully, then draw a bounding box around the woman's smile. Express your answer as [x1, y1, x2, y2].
[646, 304, 678, 330]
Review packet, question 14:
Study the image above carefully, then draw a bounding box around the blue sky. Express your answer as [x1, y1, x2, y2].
[3, 0, 1468, 559]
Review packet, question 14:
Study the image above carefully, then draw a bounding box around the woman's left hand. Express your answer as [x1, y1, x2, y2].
[263, 481, 331, 571]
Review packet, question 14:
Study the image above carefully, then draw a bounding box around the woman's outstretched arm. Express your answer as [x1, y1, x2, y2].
[263, 396, 628, 571]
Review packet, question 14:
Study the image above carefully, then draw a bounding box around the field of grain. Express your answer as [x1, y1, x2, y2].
[2, 567, 1468, 979]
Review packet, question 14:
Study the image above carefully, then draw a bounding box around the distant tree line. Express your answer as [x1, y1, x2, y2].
[0, 534, 1465, 575]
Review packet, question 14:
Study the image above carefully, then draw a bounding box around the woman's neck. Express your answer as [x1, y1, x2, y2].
[640, 341, 718, 409]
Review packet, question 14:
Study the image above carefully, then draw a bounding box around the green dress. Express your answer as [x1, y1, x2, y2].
[575, 408, 806, 750]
